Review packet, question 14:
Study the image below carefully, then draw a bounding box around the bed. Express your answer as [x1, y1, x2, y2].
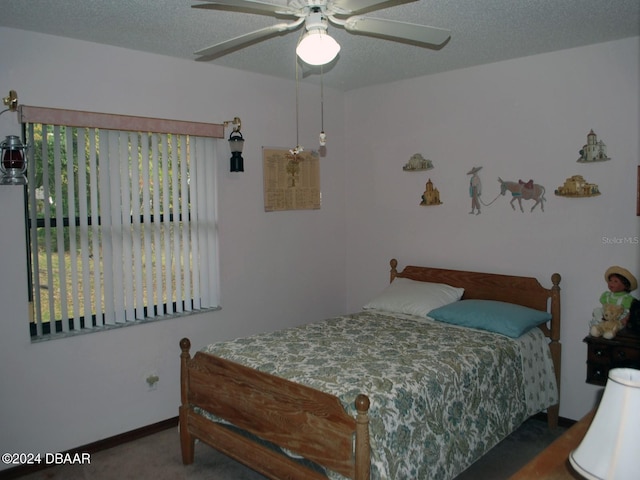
[179, 259, 562, 480]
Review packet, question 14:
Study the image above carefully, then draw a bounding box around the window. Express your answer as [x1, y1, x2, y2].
[21, 106, 223, 339]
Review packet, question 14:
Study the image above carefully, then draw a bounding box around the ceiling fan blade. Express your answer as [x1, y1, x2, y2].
[331, 0, 418, 15]
[192, 0, 297, 16]
[343, 16, 451, 47]
[195, 21, 303, 60]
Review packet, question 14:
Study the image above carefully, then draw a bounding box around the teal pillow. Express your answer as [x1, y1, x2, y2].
[427, 299, 551, 338]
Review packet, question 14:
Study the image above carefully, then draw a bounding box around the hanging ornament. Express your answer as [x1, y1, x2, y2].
[289, 51, 304, 158]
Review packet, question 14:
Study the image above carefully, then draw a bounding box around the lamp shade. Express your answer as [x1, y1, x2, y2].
[569, 368, 640, 480]
[296, 30, 340, 66]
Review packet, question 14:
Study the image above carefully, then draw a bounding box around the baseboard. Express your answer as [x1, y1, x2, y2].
[0, 416, 178, 480]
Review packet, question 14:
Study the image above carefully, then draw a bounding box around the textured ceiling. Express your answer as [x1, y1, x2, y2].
[0, 0, 638, 91]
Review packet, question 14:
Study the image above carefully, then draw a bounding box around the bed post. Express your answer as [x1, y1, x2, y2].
[390, 258, 398, 283]
[179, 338, 196, 464]
[354, 394, 371, 480]
[547, 273, 562, 429]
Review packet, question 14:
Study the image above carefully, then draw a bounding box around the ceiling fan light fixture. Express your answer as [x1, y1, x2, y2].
[296, 29, 340, 66]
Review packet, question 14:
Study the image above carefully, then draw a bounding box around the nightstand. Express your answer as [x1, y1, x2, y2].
[583, 330, 640, 386]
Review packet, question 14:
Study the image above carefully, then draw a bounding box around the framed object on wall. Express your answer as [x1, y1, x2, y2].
[263, 147, 321, 212]
[637, 166, 640, 216]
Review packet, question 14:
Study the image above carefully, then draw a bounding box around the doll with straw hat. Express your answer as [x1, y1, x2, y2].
[591, 266, 638, 329]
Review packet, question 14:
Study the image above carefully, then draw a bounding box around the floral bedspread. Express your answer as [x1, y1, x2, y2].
[201, 310, 558, 480]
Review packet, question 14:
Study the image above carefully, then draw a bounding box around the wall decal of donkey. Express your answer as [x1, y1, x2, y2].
[498, 178, 546, 212]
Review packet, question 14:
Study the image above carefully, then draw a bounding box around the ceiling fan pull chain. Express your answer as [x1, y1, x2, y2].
[295, 55, 300, 149]
[319, 64, 327, 147]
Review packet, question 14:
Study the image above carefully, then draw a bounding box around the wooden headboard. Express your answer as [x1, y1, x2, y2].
[390, 258, 562, 426]
[391, 258, 560, 312]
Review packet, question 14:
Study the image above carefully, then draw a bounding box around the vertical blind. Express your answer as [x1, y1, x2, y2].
[20, 106, 223, 337]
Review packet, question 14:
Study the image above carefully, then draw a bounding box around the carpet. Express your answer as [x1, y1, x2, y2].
[10, 417, 566, 480]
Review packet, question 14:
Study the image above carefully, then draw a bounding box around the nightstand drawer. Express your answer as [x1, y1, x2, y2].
[611, 346, 640, 363]
[586, 363, 609, 385]
[587, 344, 611, 363]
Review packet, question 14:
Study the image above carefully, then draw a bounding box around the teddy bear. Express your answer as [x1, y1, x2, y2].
[590, 303, 625, 339]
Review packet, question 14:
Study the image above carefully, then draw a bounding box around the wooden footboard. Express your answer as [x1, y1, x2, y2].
[179, 338, 371, 480]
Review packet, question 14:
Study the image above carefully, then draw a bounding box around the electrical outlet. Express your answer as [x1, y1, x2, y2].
[146, 373, 159, 390]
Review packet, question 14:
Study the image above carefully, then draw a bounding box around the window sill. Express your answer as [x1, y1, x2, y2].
[29, 306, 221, 343]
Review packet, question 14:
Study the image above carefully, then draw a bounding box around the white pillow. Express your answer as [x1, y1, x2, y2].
[363, 277, 464, 317]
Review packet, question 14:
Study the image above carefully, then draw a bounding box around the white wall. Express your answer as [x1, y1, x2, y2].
[0, 28, 347, 467]
[344, 37, 640, 422]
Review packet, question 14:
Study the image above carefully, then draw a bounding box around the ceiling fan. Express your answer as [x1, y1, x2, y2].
[192, 0, 451, 65]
